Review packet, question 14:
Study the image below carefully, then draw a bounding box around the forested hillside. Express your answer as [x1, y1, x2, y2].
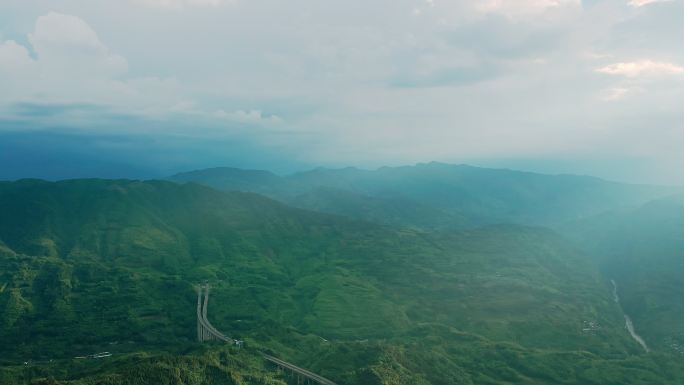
[562, 194, 684, 355]
[1, 179, 682, 384]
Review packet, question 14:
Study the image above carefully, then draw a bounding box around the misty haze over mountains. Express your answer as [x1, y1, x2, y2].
[3, 0, 684, 383]
[170, 162, 681, 229]
[2, 162, 684, 384]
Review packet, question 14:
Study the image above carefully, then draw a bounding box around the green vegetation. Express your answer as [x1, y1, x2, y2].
[563, 193, 684, 355]
[0, 178, 683, 384]
[0, 347, 288, 385]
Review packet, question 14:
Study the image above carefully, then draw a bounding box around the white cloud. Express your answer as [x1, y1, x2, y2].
[0, 11, 284, 127]
[600, 87, 635, 101]
[583, 51, 613, 60]
[0, 12, 185, 113]
[476, 0, 581, 17]
[1, 0, 684, 182]
[28, 12, 128, 77]
[628, 0, 671, 7]
[0, 40, 38, 101]
[131, 0, 235, 9]
[31, 12, 109, 53]
[413, 0, 436, 15]
[596, 60, 684, 77]
[0, 40, 35, 71]
[214, 109, 283, 124]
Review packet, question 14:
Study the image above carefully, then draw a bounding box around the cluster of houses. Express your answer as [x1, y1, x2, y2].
[581, 320, 601, 334]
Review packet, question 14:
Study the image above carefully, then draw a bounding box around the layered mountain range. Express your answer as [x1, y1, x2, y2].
[1, 164, 683, 384]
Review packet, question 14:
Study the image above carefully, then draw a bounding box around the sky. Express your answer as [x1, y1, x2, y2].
[0, 0, 683, 183]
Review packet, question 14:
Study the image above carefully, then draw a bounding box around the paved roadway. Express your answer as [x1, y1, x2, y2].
[262, 354, 338, 385]
[197, 284, 338, 385]
[197, 285, 234, 343]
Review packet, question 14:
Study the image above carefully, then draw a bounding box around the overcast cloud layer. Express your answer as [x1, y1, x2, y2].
[0, 0, 683, 183]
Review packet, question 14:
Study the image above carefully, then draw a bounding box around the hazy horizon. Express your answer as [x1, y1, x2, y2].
[1, 154, 680, 188]
[2, 1, 684, 184]
[2, 3, 684, 383]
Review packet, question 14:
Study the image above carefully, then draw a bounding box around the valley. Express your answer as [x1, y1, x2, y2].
[0, 176, 679, 385]
[2, 0, 682, 383]
[0, 172, 682, 384]
[611, 280, 649, 353]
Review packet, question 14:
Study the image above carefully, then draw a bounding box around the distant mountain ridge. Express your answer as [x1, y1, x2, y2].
[170, 162, 679, 230]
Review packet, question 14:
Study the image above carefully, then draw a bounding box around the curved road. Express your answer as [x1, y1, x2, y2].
[197, 285, 234, 343]
[196, 284, 337, 385]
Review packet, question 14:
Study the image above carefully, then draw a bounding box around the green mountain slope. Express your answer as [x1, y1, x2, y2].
[0, 179, 682, 384]
[562, 194, 684, 355]
[170, 163, 676, 229]
[287, 187, 469, 230]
